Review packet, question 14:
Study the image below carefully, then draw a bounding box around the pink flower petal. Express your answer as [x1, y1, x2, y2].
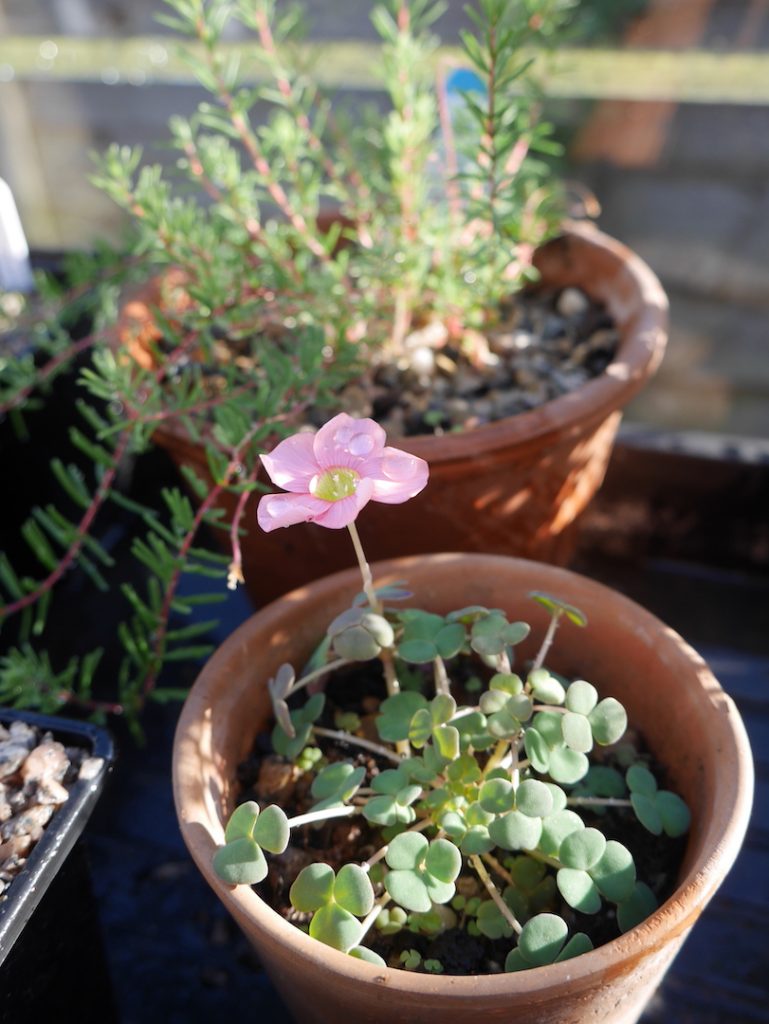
[261, 432, 319, 493]
[313, 493, 368, 529]
[368, 448, 429, 504]
[256, 492, 329, 532]
[313, 413, 386, 471]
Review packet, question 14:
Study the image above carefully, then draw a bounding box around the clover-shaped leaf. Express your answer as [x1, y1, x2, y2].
[588, 697, 627, 746]
[559, 827, 606, 871]
[477, 897, 516, 940]
[268, 663, 296, 737]
[495, 856, 557, 923]
[310, 761, 366, 812]
[363, 765, 422, 826]
[290, 862, 336, 912]
[335, 863, 375, 917]
[616, 881, 658, 933]
[528, 668, 566, 706]
[589, 840, 636, 903]
[562, 712, 593, 754]
[291, 863, 375, 953]
[409, 694, 459, 758]
[470, 612, 530, 658]
[453, 710, 493, 752]
[310, 903, 364, 952]
[529, 592, 588, 628]
[397, 610, 466, 664]
[516, 913, 569, 967]
[447, 753, 482, 785]
[524, 712, 589, 784]
[572, 765, 626, 807]
[505, 916, 593, 971]
[376, 691, 428, 742]
[214, 800, 289, 886]
[272, 692, 325, 762]
[626, 767, 690, 837]
[328, 607, 394, 661]
[352, 581, 412, 607]
[539, 809, 584, 858]
[488, 810, 542, 851]
[558, 833, 636, 913]
[384, 833, 461, 913]
[349, 946, 387, 967]
[556, 868, 602, 914]
[375, 907, 408, 935]
[516, 779, 554, 818]
[480, 680, 533, 739]
[213, 837, 267, 886]
[479, 778, 516, 815]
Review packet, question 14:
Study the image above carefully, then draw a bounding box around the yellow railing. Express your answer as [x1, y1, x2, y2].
[1, 36, 768, 104]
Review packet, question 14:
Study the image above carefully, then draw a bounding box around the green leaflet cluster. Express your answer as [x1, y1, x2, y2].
[213, 588, 691, 974]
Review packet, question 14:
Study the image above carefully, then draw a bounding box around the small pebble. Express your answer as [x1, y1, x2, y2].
[557, 286, 590, 317]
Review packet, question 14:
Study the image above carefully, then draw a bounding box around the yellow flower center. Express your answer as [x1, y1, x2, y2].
[312, 467, 360, 502]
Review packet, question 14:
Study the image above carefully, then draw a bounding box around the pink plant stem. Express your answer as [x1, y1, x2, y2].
[0, 333, 97, 417]
[435, 62, 462, 222]
[0, 431, 132, 620]
[253, 8, 338, 184]
[193, 18, 330, 264]
[227, 462, 260, 590]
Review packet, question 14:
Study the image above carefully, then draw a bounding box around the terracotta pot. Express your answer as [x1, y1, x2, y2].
[173, 554, 752, 1024]
[119, 224, 668, 606]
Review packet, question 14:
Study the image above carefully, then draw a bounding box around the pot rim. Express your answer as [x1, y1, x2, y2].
[119, 222, 668, 464]
[173, 553, 752, 998]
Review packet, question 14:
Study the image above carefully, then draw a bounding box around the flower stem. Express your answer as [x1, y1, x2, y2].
[312, 726, 402, 765]
[358, 891, 392, 942]
[481, 851, 515, 888]
[286, 805, 358, 829]
[567, 797, 632, 808]
[531, 610, 562, 672]
[470, 854, 522, 936]
[289, 658, 352, 696]
[433, 656, 451, 697]
[346, 521, 380, 613]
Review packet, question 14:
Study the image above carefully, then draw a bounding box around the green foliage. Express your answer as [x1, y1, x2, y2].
[213, 800, 290, 885]
[214, 580, 688, 975]
[290, 862, 376, 953]
[626, 766, 691, 837]
[328, 607, 395, 661]
[272, 693, 325, 761]
[384, 833, 462, 913]
[396, 610, 466, 664]
[310, 761, 366, 812]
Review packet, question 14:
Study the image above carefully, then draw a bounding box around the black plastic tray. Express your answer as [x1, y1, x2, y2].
[0, 708, 115, 963]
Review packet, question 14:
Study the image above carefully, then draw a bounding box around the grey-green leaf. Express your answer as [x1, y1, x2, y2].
[213, 837, 267, 886]
[252, 804, 290, 854]
[557, 868, 602, 914]
[518, 913, 568, 966]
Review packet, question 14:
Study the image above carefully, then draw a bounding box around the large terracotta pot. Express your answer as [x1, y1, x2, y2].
[173, 554, 752, 1024]
[120, 223, 668, 606]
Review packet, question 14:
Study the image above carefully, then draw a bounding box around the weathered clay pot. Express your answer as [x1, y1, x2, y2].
[173, 554, 752, 1024]
[120, 223, 668, 606]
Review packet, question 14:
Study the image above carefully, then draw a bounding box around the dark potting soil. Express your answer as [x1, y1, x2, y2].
[235, 659, 685, 976]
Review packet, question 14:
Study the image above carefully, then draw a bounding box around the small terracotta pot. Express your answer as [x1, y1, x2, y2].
[119, 223, 668, 606]
[173, 554, 752, 1024]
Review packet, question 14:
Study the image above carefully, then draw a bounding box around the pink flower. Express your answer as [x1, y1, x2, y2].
[257, 413, 429, 532]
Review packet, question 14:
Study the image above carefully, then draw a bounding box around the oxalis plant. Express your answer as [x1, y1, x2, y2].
[213, 413, 691, 974]
[0, 0, 576, 722]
